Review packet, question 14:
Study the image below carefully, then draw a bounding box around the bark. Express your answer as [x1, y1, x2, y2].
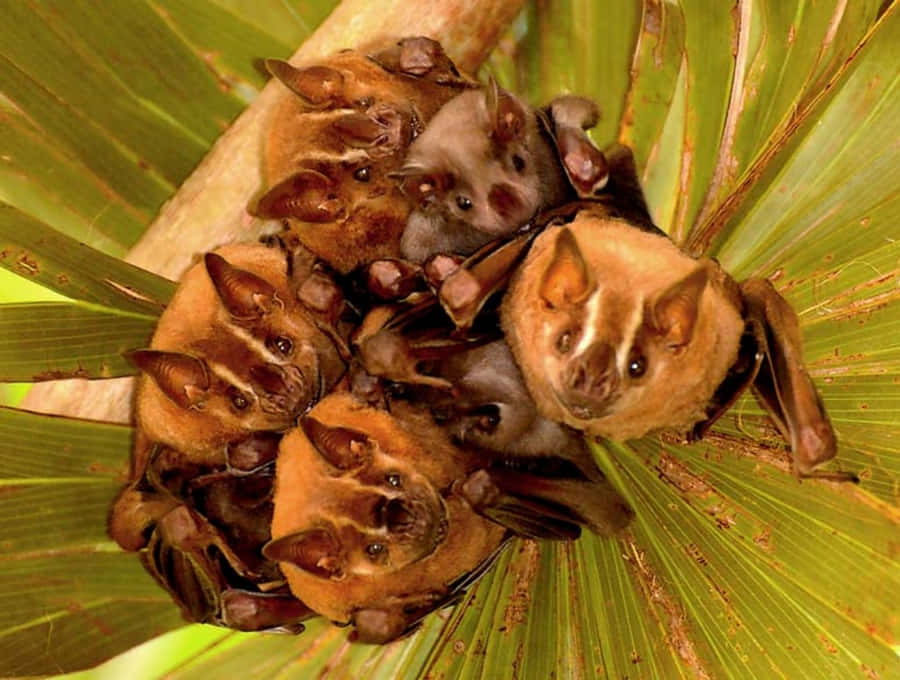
[21, 0, 524, 424]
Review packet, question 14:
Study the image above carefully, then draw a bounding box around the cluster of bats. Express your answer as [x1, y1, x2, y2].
[109, 37, 849, 644]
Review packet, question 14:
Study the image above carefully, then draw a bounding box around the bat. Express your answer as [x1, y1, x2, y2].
[253, 37, 476, 273]
[502, 200, 844, 478]
[109, 432, 315, 633]
[396, 80, 582, 262]
[129, 243, 347, 473]
[263, 391, 508, 643]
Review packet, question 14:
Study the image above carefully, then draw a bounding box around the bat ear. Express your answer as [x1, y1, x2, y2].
[129, 350, 209, 409]
[264, 59, 344, 108]
[538, 228, 594, 309]
[486, 77, 526, 144]
[250, 169, 343, 223]
[740, 278, 837, 475]
[262, 526, 345, 579]
[300, 415, 372, 470]
[204, 252, 280, 319]
[647, 263, 709, 350]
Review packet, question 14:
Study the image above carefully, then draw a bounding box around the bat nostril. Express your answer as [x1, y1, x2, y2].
[250, 364, 288, 394]
[385, 498, 413, 532]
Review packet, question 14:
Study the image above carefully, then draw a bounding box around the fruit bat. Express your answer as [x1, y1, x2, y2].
[129, 243, 346, 473]
[396, 82, 610, 263]
[502, 202, 843, 478]
[254, 37, 476, 273]
[109, 432, 314, 633]
[264, 392, 508, 643]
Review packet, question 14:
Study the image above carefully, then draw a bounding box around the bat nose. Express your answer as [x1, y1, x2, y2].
[250, 363, 289, 394]
[564, 342, 619, 416]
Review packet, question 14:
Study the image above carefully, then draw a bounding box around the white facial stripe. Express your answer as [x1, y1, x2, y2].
[574, 288, 603, 357]
[325, 476, 400, 535]
[616, 293, 645, 375]
[206, 360, 254, 396]
[227, 324, 277, 362]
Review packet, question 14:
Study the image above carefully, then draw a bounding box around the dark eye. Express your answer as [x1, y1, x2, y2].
[365, 543, 386, 560]
[385, 473, 401, 488]
[456, 195, 473, 211]
[628, 354, 647, 378]
[230, 391, 250, 410]
[353, 166, 371, 182]
[512, 154, 525, 172]
[556, 331, 572, 354]
[268, 335, 294, 356]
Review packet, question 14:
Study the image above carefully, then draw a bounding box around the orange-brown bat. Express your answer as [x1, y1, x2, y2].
[396, 83, 609, 262]
[129, 243, 346, 472]
[253, 37, 476, 273]
[502, 205, 843, 478]
[264, 392, 508, 643]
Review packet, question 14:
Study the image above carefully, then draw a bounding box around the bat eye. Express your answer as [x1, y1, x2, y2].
[628, 355, 647, 378]
[268, 335, 294, 356]
[385, 473, 402, 488]
[456, 195, 473, 211]
[556, 331, 572, 354]
[512, 154, 525, 172]
[353, 166, 371, 182]
[365, 543, 386, 560]
[228, 389, 251, 411]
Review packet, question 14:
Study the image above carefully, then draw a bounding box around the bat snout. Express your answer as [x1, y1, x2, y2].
[560, 342, 620, 419]
[251, 363, 311, 416]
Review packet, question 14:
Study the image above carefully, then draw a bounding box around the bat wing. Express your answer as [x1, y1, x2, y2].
[740, 278, 854, 480]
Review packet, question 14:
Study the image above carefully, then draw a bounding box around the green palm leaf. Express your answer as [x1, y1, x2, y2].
[0, 1, 896, 678]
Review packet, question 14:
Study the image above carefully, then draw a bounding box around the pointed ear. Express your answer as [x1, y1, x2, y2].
[741, 278, 838, 476]
[486, 78, 526, 144]
[250, 169, 342, 223]
[648, 263, 709, 350]
[264, 59, 344, 108]
[392, 165, 452, 202]
[129, 350, 209, 409]
[300, 416, 372, 470]
[262, 527, 345, 579]
[538, 228, 594, 309]
[204, 252, 280, 319]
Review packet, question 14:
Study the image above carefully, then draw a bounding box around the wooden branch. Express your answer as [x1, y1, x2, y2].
[20, 0, 524, 424]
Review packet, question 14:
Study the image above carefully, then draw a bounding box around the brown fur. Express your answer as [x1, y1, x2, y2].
[502, 211, 745, 441]
[268, 392, 506, 627]
[502, 207, 840, 476]
[260, 42, 476, 273]
[133, 243, 345, 472]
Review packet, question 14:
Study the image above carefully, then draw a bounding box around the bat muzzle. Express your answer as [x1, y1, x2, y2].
[251, 363, 312, 417]
[559, 342, 620, 419]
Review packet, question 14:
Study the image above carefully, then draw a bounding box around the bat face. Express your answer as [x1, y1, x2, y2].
[270, 419, 448, 579]
[503, 213, 745, 441]
[131, 244, 346, 461]
[266, 392, 506, 628]
[398, 84, 567, 261]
